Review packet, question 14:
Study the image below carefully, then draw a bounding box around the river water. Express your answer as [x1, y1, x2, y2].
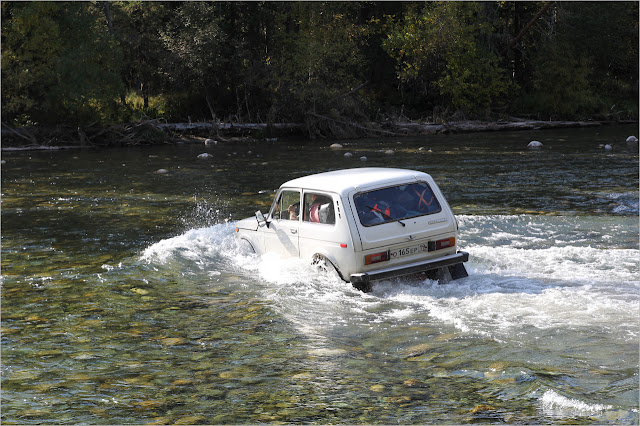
[1, 125, 638, 424]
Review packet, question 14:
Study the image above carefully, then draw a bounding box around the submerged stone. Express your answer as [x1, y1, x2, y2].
[370, 384, 384, 392]
[161, 337, 187, 346]
[174, 416, 206, 425]
[471, 404, 495, 413]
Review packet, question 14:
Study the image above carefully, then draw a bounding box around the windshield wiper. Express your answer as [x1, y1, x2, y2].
[365, 205, 406, 227]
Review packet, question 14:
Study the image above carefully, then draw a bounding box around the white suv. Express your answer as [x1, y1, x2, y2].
[235, 168, 468, 291]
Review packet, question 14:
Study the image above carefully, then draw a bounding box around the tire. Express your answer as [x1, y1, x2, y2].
[311, 254, 344, 281]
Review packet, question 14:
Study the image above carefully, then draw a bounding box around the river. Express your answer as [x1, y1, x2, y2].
[2, 125, 638, 424]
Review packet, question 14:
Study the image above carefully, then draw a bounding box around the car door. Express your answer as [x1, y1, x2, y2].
[264, 188, 301, 257]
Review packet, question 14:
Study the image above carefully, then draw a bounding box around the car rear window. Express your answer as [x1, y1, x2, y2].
[353, 182, 442, 226]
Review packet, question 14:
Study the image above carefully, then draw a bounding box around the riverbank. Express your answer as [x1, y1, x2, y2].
[1, 118, 637, 151]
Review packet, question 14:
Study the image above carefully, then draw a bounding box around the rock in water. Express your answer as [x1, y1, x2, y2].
[204, 138, 217, 145]
[197, 153, 212, 159]
[527, 141, 543, 148]
[344, 152, 353, 158]
[626, 136, 638, 143]
[330, 143, 343, 149]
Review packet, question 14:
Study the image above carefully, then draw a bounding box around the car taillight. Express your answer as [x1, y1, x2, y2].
[428, 237, 455, 251]
[364, 250, 390, 265]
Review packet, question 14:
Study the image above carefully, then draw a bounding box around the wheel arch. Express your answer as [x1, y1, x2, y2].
[310, 251, 347, 282]
[237, 235, 257, 253]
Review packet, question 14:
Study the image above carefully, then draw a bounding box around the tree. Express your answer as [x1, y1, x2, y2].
[383, 2, 515, 118]
[267, 2, 370, 135]
[1, 2, 123, 125]
[519, 2, 638, 119]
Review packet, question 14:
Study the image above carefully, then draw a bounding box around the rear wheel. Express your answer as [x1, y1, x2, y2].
[311, 254, 333, 273]
[351, 280, 372, 293]
[311, 254, 344, 281]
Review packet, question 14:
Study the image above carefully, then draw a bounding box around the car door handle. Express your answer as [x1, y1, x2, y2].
[290, 229, 297, 234]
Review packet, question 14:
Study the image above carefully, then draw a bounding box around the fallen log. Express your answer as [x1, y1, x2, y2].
[0, 118, 627, 151]
[156, 122, 303, 131]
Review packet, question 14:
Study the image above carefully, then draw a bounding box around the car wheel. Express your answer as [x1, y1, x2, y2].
[311, 254, 346, 280]
[311, 254, 332, 273]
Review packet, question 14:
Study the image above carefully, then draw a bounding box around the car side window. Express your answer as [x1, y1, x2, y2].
[303, 192, 335, 225]
[273, 190, 301, 221]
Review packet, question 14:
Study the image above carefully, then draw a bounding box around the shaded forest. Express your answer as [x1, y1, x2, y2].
[2, 1, 638, 140]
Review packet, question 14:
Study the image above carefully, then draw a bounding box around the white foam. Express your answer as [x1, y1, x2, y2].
[138, 216, 639, 345]
[141, 223, 237, 265]
[541, 390, 613, 415]
[468, 244, 639, 285]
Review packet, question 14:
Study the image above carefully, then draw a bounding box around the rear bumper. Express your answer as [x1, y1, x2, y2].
[350, 251, 469, 285]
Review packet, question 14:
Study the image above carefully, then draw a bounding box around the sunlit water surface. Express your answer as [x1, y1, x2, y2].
[2, 126, 638, 424]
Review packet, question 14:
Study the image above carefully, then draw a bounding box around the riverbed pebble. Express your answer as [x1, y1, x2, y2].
[174, 416, 206, 425]
[527, 140, 543, 148]
[204, 138, 217, 145]
[604, 144, 613, 150]
[155, 169, 169, 174]
[330, 143, 343, 149]
[197, 153, 212, 159]
[369, 384, 385, 392]
[344, 152, 353, 158]
[161, 337, 187, 346]
[360, 156, 367, 161]
[471, 404, 495, 413]
[626, 135, 638, 143]
[384, 149, 394, 155]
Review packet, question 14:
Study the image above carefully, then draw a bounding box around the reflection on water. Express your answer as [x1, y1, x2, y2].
[2, 125, 638, 424]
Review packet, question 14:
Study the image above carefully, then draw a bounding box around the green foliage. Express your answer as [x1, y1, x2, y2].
[437, 44, 515, 116]
[382, 2, 516, 117]
[269, 2, 368, 121]
[522, 44, 595, 119]
[1, 1, 637, 130]
[2, 2, 123, 125]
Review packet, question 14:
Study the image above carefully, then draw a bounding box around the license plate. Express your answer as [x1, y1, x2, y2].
[390, 243, 428, 259]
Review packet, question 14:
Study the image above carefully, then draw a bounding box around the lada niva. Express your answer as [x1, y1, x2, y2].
[234, 168, 468, 292]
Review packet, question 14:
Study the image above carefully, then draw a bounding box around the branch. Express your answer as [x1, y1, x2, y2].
[1, 123, 37, 144]
[509, 2, 555, 50]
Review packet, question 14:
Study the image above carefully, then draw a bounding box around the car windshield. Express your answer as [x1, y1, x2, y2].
[353, 182, 442, 226]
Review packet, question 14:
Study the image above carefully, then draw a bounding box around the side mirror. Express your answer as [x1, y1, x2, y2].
[255, 210, 268, 228]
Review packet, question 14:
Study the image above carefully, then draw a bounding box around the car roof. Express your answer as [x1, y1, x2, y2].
[281, 168, 432, 196]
